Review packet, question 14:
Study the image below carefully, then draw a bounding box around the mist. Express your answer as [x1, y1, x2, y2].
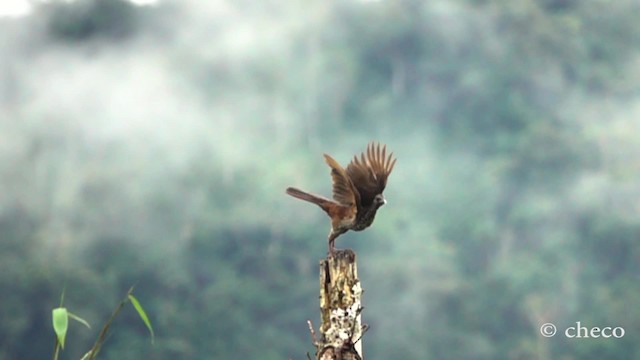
[1, 0, 640, 359]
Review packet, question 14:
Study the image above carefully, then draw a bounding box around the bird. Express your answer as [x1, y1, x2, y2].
[286, 142, 396, 254]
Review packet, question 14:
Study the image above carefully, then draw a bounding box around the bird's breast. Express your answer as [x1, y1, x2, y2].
[352, 206, 379, 231]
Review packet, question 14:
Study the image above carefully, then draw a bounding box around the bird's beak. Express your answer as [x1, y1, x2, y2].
[382, 198, 387, 205]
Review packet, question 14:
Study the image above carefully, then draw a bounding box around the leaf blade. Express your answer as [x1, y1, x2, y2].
[128, 294, 155, 344]
[52, 307, 69, 349]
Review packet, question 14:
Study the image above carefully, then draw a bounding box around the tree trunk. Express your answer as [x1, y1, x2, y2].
[312, 249, 364, 360]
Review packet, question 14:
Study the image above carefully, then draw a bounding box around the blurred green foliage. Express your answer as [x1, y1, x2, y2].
[1, 0, 640, 359]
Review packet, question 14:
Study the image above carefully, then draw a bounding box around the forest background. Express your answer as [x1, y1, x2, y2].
[1, 0, 639, 359]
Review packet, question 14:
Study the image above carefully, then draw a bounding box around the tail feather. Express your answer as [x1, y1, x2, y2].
[286, 187, 333, 208]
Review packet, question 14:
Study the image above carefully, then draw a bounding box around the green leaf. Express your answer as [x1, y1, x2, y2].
[128, 294, 155, 344]
[68, 311, 91, 329]
[52, 307, 69, 349]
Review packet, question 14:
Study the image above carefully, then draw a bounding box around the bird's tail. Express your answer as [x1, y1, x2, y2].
[286, 187, 333, 209]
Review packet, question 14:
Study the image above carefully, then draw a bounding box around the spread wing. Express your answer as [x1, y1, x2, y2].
[323, 154, 359, 207]
[346, 142, 396, 206]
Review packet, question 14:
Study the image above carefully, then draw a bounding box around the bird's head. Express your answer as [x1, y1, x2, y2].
[374, 194, 387, 208]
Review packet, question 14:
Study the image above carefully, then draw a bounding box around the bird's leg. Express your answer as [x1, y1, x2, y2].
[327, 230, 337, 256]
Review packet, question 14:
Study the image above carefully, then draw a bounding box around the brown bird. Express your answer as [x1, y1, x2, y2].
[286, 142, 396, 253]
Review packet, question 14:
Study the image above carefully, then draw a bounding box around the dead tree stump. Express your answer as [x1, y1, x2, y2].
[311, 249, 364, 360]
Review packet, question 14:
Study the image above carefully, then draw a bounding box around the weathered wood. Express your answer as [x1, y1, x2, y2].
[313, 249, 364, 360]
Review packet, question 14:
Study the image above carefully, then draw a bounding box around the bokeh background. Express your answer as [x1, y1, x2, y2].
[2, 0, 640, 359]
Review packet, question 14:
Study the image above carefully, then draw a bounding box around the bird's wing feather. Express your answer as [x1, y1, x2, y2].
[323, 154, 359, 208]
[346, 142, 396, 206]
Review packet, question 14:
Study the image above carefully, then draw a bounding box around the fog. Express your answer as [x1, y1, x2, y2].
[2, 0, 640, 359]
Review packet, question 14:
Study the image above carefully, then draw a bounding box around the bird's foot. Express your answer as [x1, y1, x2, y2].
[328, 238, 338, 257]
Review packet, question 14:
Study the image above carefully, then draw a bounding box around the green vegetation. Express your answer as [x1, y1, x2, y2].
[1, 0, 639, 359]
[52, 287, 153, 360]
